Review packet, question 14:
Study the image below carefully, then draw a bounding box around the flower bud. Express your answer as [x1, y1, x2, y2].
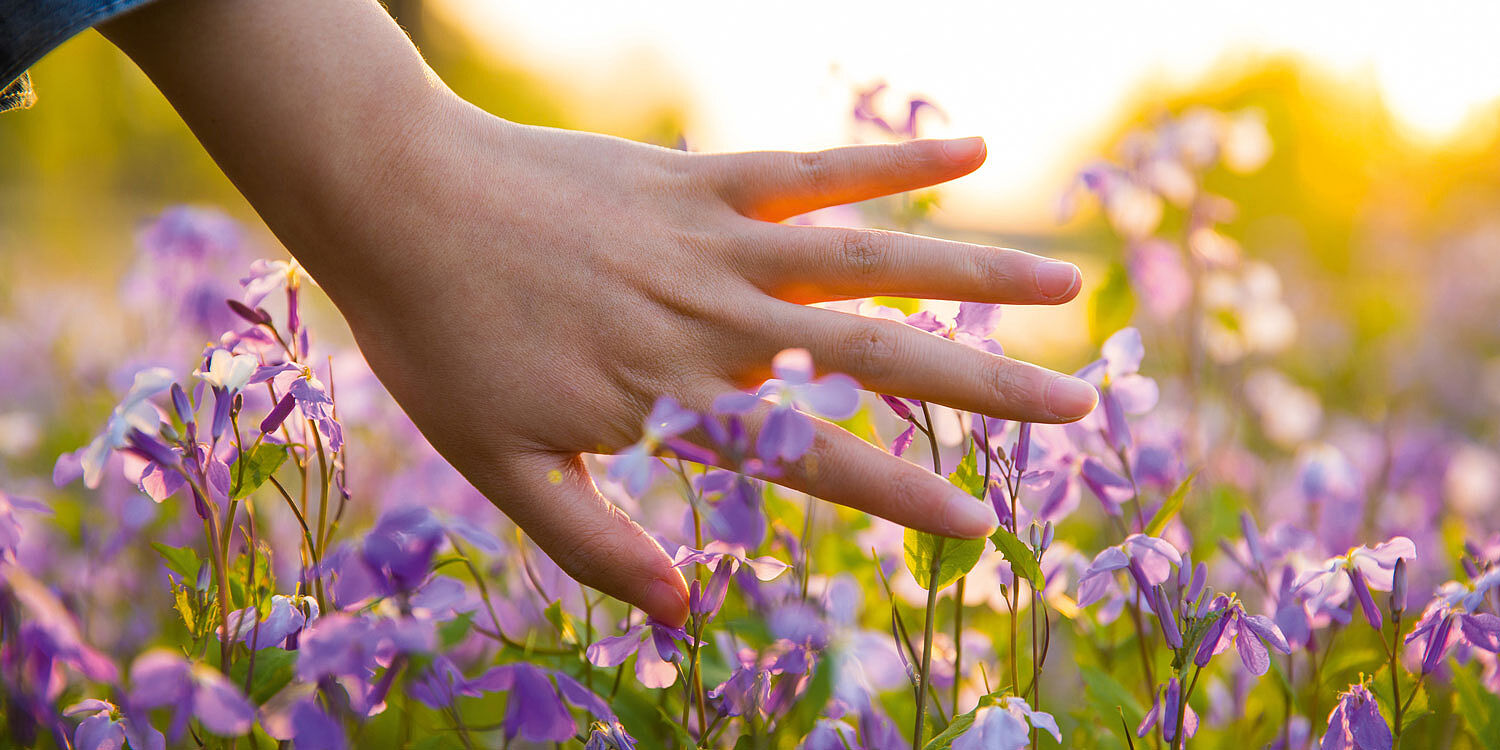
[1040, 521, 1054, 552]
[1187, 562, 1207, 603]
[1350, 568, 1382, 631]
[125, 429, 180, 469]
[1014, 422, 1032, 475]
[210, 388, 232, 442]
[225, 299, 271, 326]
[1463, 557, 1480, 579]
[1029, 523, 1042, 548]
[879, 394, 913, 421]
[260, 393, 296, 434]
[1390, 557, 1407, 618]
[171, 383, 194, 427]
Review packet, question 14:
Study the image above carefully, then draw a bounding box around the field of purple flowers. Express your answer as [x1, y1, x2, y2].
[2, 90, 1499, 750]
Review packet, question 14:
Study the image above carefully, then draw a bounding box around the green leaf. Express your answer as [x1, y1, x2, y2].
[1145, 473, 1196, 537]
[228, 647, 297, 705]
[1452, 663, 1500, 745]
[949, 444, 985, 500]
[232, 444, 290, 499]
[990, 527, 1043, 588]
[544, 600, 579, 647]
[923, 708, 978, 750]
[1080, 664, 1146, 725]
[152, 543, 202, 584]
[904, 530, 985, 591]
[1089, 263, 1136, 347]
[655, 705, 697, 749]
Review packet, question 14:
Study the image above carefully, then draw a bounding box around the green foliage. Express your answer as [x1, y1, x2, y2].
[904, 529, 985, 591]
[1088, 263, 1136, 347]
[1450, 664, 1500, 745]
[990, 527, 1044, 588]
[1145, 473, 1196, 537]
[229, 648, 297, 705]
[232, 443, 289, 499]
[152, 542, 202, 584]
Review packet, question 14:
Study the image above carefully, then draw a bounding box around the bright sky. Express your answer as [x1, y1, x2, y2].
[442, 0, 1500, 231]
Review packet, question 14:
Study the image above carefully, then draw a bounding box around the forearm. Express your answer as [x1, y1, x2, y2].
[98, 0, 461, 298]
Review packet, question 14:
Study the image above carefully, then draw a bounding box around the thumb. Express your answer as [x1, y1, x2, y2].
[498, 452, 690, 628]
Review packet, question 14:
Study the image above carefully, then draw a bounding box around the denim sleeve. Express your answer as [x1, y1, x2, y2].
[1, 0, 158, 113]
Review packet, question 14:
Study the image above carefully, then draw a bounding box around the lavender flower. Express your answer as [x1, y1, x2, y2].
[953, 696, 1061, 750]
[714, 348, 859, 463]
[58, 368, 175, 489]
[585, 618, 693, 688]
[1076, 534, 1182, 607]
[607, 396, 699, 496]
[64, 698, 163, 750]
[126, 649, 255, 738]
[1194, 595, 1291, 675]
[1137, 677, 1197, 743]
[1319, 683, 1392, 750]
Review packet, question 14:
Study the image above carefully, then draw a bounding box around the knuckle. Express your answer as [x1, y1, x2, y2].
[883, 141, 927, 176]
[835, 229, 888, 279]
[971, 248, 1020, 290]
[989, 360, 1035, 413]
[883, 462, 932, 521]
[834, 320, 900, 381]
[792, 150, 834, 193]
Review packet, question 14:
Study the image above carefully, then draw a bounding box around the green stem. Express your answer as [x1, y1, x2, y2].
[913, 536, 946, 750]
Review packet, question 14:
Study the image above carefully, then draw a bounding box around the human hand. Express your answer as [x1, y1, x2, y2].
[100, 0, 1097, 627]
[314, 99, 1096, 626]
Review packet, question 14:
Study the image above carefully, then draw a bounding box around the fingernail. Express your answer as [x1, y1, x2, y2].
[943, 491, 998, 538]
[643, 578, 689, 626]
[1047, 375, 1099, 420]
[1034, 261, 1080, 299]
[941, 136, 985, 163]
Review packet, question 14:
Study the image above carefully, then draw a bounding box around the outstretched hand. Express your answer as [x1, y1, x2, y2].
[101, 0, 1096, 627]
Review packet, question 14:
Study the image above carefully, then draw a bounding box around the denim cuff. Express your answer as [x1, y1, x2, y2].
[1, 0, 158, 113]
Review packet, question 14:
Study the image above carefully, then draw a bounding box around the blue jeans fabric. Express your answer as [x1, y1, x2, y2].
[1, 0, 157, 112]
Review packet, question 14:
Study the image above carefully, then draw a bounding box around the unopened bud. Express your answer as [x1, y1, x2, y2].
[1040, 521, 1054, 552]
[1390, 557, 1407, 618]
[1463, 557, 1480, 579]
[1014, 422, 1032, 475]
[1187, 562, 1206, 603]
[226, 298, 271, 326]
[1029, 523, 1042, 548]
[171, 383, 194, 427]
[260, 393, 296, 434]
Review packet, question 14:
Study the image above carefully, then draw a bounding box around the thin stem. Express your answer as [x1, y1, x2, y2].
[952, 576, 965, 714]
[913, 536, 946, 750]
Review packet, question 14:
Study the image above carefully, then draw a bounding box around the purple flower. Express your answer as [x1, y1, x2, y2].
[1076, 327, 1159, 452]
[1076, 534, 1182, 607]
[222, 594, 318, 650]
[904, 302, 1005, 356]
[585, 618, 692, 689]
[954, 696, 1061, 750]
[584, 721, 639, 750]
[126, 649, 255, 739]
[288, 374, 343, 453]
[195, 348, 257, 394]
[450, 662, 615, 742]
[296, 613, 435, 713]
[240, 258, 311, 307]
[58, 368, 175, 489]
[1194, 596, 1291, 675]
[1319, 684, 1392, 750]
[607, 396, 699, 496]
[1137, 677, 1197, 743]
[64, 699, 163, 750]
[1294, 537, 1415, 624]
[714, 348, 859, 463]
[259, 695, 345, 750]
[852, 82, 943, 140]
